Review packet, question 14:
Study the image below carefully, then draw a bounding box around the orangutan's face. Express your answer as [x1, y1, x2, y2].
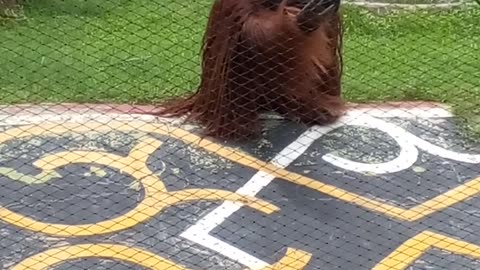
[257, 0, 341, 34]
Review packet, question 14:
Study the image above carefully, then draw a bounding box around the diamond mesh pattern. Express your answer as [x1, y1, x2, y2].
[0, 0, 479, 269]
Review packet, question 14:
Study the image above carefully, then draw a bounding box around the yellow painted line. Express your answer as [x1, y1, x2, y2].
[10, 243, 187, 270]
[262, 248, 312, 270]
[0, 135, 278, 236]
[0, 121, 478, 224]
[233, 158, 480, 222]
[11, 244, 311, 270]
[3, 123, 310, 269]
[166, 126, 480, 222]
[5, 121, 477, 270]
[165, 189, 278, 213]
[372, 232, 432, 270]
[406, 179, 480, 220]
[373, 231, 480, 270]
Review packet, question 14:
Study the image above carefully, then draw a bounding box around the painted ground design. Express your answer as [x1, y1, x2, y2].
[0, 103, 479, 270]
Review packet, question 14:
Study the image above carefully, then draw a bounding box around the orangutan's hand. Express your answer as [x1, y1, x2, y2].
[296, 0, 341, 33]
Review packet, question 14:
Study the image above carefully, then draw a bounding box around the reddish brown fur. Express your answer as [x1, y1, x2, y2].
[157, 0, 344, 140]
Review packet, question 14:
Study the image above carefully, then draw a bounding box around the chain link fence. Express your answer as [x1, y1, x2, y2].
[1, 0, 479, 269]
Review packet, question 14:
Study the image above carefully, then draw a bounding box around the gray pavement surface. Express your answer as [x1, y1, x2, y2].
[0, 103, 479, 270]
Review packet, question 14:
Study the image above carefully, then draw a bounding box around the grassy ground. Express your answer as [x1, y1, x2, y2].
[1, 0, 479, 135]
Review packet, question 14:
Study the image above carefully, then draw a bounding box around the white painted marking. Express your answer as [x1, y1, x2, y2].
[0, 113, 189, 127]
[345, 106, 453, 118]
[0, 103, 453, 126]
[318, 115, 419, 174]
[0, 103, 475, 269]
[181, 127, 323, 269]
[182, 106, 478, 269]
[316, 114, 479, 174]
[406, 129, 480, 164]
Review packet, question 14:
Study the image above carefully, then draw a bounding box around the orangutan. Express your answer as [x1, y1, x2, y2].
[157, 0, 344, 140]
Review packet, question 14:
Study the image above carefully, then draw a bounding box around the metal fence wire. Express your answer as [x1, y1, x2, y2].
[1, 0, 480, 269]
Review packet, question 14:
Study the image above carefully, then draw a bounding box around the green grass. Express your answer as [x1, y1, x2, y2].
[1, 1, 479, 135]
[0, 0, 209, 102]
[341, 6, 480, 135]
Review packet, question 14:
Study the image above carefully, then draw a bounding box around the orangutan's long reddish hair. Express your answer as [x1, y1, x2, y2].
[157, 0, 344, 140]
